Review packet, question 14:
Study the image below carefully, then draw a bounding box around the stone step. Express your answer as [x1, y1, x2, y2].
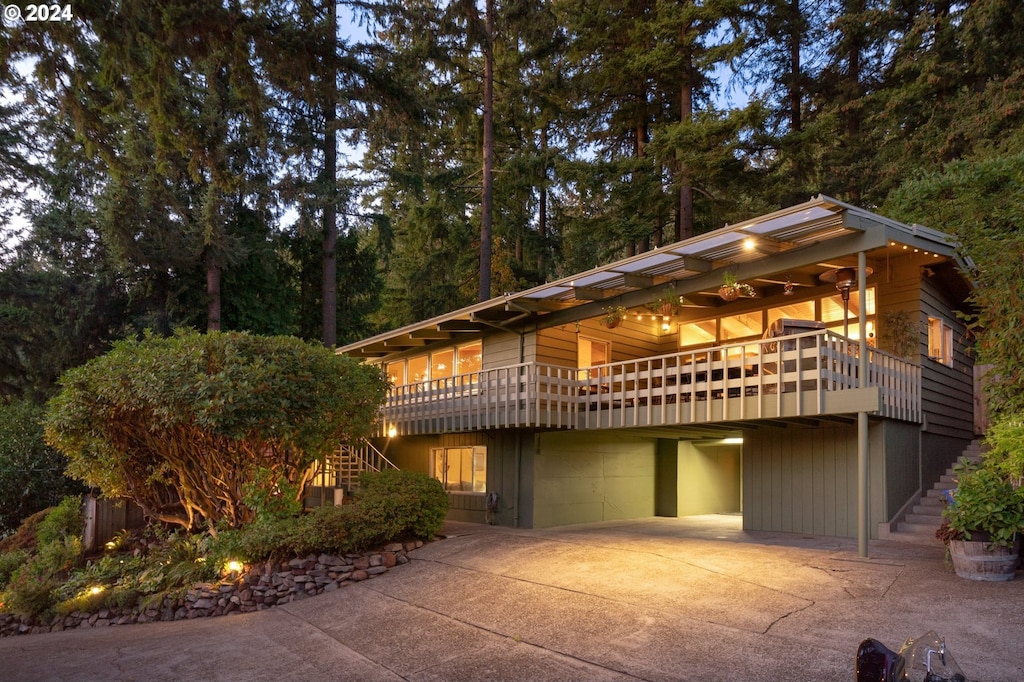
[917, 495, 945, 508]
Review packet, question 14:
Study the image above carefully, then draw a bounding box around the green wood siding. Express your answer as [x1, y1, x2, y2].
[919, 278, 974, 439]
[883, 420, 923, 518]
[533, 431, 656, 528]
[676, 441, 741, 516]
[483, 331, 527, 368]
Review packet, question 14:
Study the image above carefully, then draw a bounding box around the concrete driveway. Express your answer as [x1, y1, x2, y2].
[1, 516, 1022, 682]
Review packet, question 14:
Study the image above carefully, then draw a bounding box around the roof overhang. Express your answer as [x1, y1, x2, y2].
[339, 195, 968, 359]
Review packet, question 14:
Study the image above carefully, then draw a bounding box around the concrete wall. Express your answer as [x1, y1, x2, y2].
[532, 431, 656, 528]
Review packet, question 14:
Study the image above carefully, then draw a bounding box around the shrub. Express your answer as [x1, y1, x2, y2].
[0, 549, 29, 588]
[36, 495, 83, 547]
[44, 330, 388, 531]
[943, 460, 1024, 548]
[349, 470, 448, 550]
[3, 568, 59, 618]
[0, 399, 84, 537]
[209, 517, 304, 565]
[208, 471, 447, 562]
[296, 505, 355, 556]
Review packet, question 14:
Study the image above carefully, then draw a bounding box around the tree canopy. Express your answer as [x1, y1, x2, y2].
[0, 1, 1022, 403]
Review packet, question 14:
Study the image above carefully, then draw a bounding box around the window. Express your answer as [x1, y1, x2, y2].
[407, 354, 428, 384]
[928, 317, 953, 365]
[678, 320, 716, 348]
[385, 361, 405, 386]
[767, 300, 815, 328]
[431, 348, 454, 388]
[457, 341, 482, 376]
[430, 446, 487, 492]
[720, 312, 763, 341]
[381, 341, 483, 388]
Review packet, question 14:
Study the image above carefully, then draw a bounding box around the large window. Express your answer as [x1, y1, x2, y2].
[679, 287, 877, 351]
[383, 341, 483, 387]
[821, 288, 876, 341]
[431, 446, 487, 492]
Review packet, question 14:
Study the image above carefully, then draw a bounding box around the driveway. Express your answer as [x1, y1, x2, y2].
[1, 516, 1022, 682]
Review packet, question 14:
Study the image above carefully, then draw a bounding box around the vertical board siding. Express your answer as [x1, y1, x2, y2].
[884, 420, 922, 517]
[744, 424, 862, 538]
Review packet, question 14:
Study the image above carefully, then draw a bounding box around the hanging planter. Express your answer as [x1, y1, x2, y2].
[719, 272, 756, 301]
[718, 285, 740, 302]
[600, 305, 627, 329]
[647, 292, 681, 317]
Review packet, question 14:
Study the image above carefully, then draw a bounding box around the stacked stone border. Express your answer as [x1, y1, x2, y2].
[1, 540, 424, 637]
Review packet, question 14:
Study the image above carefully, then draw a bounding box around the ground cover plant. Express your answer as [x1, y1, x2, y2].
[0, 472, 448, 622]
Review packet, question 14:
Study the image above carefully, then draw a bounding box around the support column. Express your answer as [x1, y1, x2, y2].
[857, 250, 869, 558]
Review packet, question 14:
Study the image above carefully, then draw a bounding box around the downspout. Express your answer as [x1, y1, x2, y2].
[857, 250, 869, 558]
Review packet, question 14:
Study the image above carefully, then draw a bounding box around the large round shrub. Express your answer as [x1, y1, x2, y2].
[44, 330, 387, 531]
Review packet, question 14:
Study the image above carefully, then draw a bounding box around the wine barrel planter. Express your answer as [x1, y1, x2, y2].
[949, 537, 1021, 581]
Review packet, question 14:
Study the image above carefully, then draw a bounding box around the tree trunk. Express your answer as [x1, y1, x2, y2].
[788, 0, 802, 132]
[537, 126, 547, 274]
[479, 0, 495, 302]
[678, 29, 695, 241]
[206, 255, 221, 332]
[678, 69, 694, 241]
[322, 0, 338, 347]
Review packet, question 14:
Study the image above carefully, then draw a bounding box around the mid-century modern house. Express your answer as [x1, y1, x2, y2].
[332, 196, 977, 549]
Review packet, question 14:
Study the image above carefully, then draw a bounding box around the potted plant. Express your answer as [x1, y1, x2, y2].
[940, 452, 1024, 581]
[647, 292, 681, 317]
[878, 309, 918, 359]
[600, 305, 628, 329]
[719, 272, 756, 301]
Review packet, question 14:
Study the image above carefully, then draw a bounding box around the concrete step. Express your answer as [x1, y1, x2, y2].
[898, 520, 941, 535]
[905, 511, 943, 525]
[910, 504, 943, 517]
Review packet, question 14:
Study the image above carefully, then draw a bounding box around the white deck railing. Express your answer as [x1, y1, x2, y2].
[377, 330, 921, 435]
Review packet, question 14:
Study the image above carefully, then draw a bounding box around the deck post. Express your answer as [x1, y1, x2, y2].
[857, 251, 869, 558]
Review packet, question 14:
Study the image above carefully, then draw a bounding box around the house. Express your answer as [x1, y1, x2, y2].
[332, 196, 976, 553]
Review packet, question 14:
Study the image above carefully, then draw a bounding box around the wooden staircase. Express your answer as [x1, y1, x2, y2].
[883, 440, 986, 544]
[321, 440, 399, 494]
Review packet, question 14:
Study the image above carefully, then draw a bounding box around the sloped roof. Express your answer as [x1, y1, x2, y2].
[340, 195, 966, 358]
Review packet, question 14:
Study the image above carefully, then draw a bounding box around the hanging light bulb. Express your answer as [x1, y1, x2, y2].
[784, 276, 794, 296]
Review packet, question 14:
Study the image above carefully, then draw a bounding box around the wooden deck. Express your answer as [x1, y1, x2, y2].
[378, 330, 921, 436]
